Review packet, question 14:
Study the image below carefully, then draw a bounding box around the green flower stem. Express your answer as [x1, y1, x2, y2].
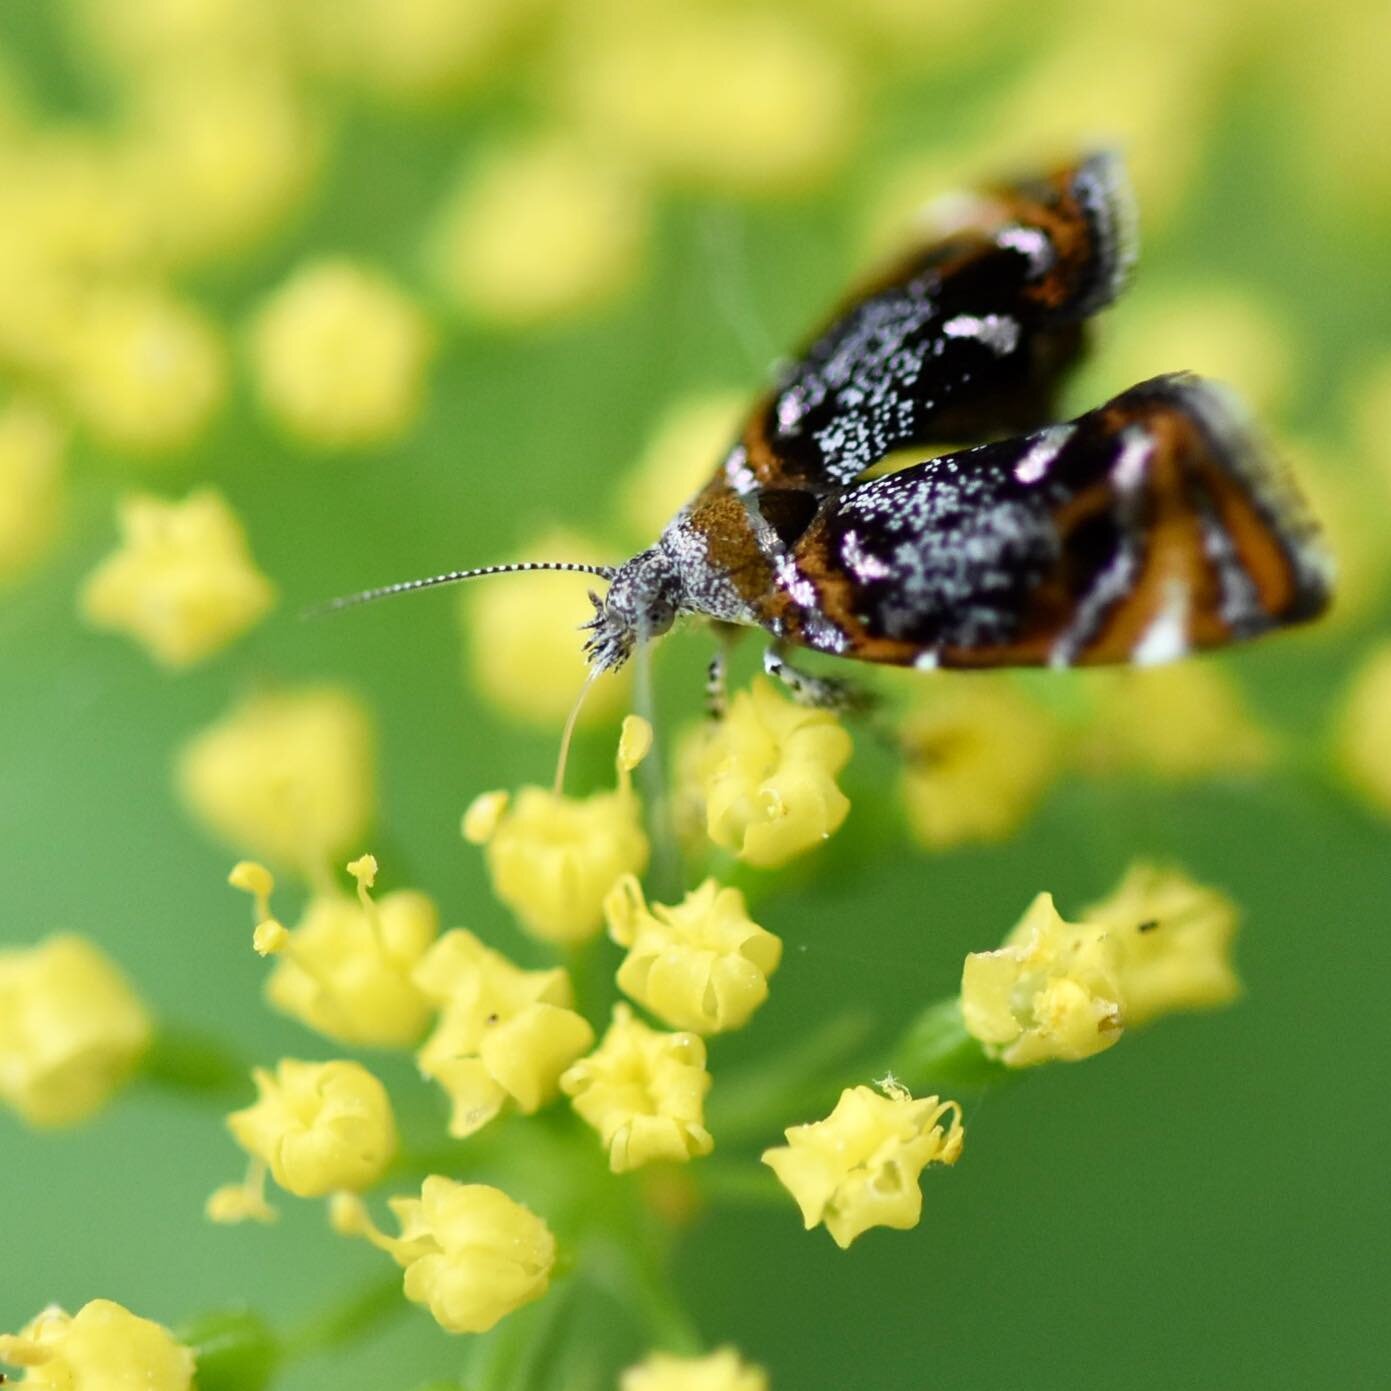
[583, 1232, 703, 1356]
[176, 1309, 278, 1391]
[140, 1025, 250, 1101]
[885, 997, 1009, 1096]
[693, 1159, 784, 1207]
[281, 1274, 406, 1361]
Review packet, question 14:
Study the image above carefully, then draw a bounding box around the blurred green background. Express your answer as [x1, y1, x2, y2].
[2, 0, 1389, 1386]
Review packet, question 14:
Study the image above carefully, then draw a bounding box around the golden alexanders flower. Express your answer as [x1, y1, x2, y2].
[694, 678, 851, 868]
[1083, 862, 1240, 1027]
[961, 892, 1124, 1067]
[231, 857, 438, 1047]
[0, 935, 152, 1127]
[179, 686, 375, 878]
[606, 875, 782, 1034]
[561, 1003, 713, 1173]
[331, 1177, 555, 1334]
[413, 928, 595, 1136]
[464, 715, 651, 945]
[79, 488, 275, 668]
[762, 1081, 964, 1249]
[621, 1346, 769, 1391]
[0, 1299, 194, 1391]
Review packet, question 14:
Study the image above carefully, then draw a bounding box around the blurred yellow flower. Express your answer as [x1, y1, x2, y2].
[237, 855, 439, 1048]
[413, 928, 594, 1136]
[0, 399, 66, 585]
[560, 5, 855, 195]
[1073, 663, 1272, 780]
[761, 1081, 963, 1249]
[464, 716, 650, 944]
[622, 1347, 769, 1391]
[462, 529, 631, 729]
[606, 875, 782, 1035]
[178, 685, 375, 877]
[621, 390, 745, 542]
[62, 283, 227, 453]
[79, 488, 274, 668]
[899, 677, 1060, 850]
[561, 1004, 714, 1174]
[0, 934, 152, 1128]
[0, 1300, 194, 1391]
[248, 258, 434, 448]
[72, 0, 289, 74]
[225, 1058, 397, 1199]
[429, 133, 649, 327]
[694, 678, 852, 868]
[331, 1177, 555, 1334]
[1334, 642, 1391, 819]
[1084, 863, 1240, 1027]
[961, 892, 1124, 1067]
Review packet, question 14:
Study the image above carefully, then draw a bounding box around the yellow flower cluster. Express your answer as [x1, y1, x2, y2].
[80, 488, 274, 668]
[763, 1082, 964, 1249]
[0, 1300, 194, 1391]
[622, 1347, 769, 1391]
[0, 399, 66, 586]
[1335, 642, 1391, 819]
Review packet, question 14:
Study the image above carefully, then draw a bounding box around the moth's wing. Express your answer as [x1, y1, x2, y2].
[759, 374, 1332, 668]
[723, 150, 1137, 497]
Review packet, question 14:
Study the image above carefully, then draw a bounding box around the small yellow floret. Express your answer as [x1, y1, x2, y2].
[178, 686, 375, 877]
[226, 1058, 397, 1198]
[1083, 863, 1240, 1027]
[606, 875, 782, 1034]
[761, 1082, 963, 1249]
[467, 722, 650, 944]
[899, 677, 1059, 850]
[693, 678, 852, 868]
[413, 929, 594, 1136]
[206, 1174, 277, 1225]
[62, 283, 227, 453]
[248, 258, 434, 448]
[462, 530, 631, 729]
[621, 1346, 769, 1391]
[961, 893, 1124, 1068]
[429, 134, 649, 326]
[0, 398, 66, 585]
[0, 935, 152, 1127]
[333, 1177, 555, 1334]
[0, 1300, 194, 1391]
[79, 488, 274, 668]
[1334, 642, 1391, 819]
[560, 1004, 713, 1174]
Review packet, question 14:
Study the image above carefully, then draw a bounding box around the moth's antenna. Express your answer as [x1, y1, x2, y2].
[554, 665, 601, 796]
[309, 561, 619, 618]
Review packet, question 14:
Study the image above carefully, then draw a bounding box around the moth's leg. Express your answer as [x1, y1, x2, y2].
[762, 643, 875, 713]
[706, 621, 742, 721]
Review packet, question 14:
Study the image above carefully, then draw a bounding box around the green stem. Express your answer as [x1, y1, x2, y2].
[281, 1274, 406, 1361]
[139, 1025, 249, 1102]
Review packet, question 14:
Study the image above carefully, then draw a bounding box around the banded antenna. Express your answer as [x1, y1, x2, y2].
[310, 560, 619, 617]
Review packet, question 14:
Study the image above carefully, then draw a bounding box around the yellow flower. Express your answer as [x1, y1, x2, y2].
[428, 132, 649, 327]
[560, 1003, 714, 1174]
[1083, 863, 1240, 1027]
[606, 875, 782, 1035]
[72, 0, 288, 73]
[621, 1347, 769, 1391]
[1334, 642, 1391, 819]
[0, 935, 152, 1128]
[898, 677, 1059, 850]
[61, 283, 227, 454]
[412, 929, 594, 1136]
[177, 685, 375, 877]
[961, 893, 1124, 1067]
[465, 716, 650, 945]
[225, 1058, 397, 1198]
[235, 856, 438, 1047]
[0, 1300, 194, 1391]
[1074, 663, 1272, 780]
[79, 488, 274, 668]
[331, 1177, 555, 1334]
[761, 1081, 963, 1249]
[694, 678, 851, 868]
[0, 399, 66, 585]
[248, 257, 434, 448]
[461, 529, 631, 729]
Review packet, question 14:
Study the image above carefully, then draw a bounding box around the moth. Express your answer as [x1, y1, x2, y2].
[331, 151, 1331, 706]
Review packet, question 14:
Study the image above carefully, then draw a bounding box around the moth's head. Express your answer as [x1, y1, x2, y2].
[583, 548, 680, 672]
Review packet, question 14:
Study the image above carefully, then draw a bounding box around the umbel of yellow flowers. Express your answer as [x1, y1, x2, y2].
[0, 934, 152, 1127]
[332, 1177, 555, 1334]
[762, 1081, 964, 1249]
[0, 1299, 194, 1391]
[413, 927, 595, 1136]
